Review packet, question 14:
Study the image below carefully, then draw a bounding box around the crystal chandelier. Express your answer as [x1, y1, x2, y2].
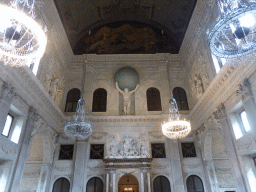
[162, 98, 191, 139]
[64, 99, 93, 140]
[208, 0, 256, 58]
[0, 0, 47, 67]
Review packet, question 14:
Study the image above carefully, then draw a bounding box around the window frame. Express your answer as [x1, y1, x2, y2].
[1, 113, 14, 138]
[90, 144, 105, 160]
[186, 175, 205, 192]
[151, 143, 166, 158]
[65, 88, 81, 112]
[146, 87, 162, 111]
[92, 88, 107, 112]
[181, 142, 197, 158]
[239, 110, 251, 133]
[58, 144, 74, 160]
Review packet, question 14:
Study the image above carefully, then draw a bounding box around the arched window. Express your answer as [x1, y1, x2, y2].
[153, 176, 171, 192]
[173, 87, 189, 110]
[186, 175, 204, 192]
[92, 88, 107, 112]
[65, 88, 81, 112]
[86, 177, 103, 192]
[52, 177, 70, 192]
[147, 88, 162, 111]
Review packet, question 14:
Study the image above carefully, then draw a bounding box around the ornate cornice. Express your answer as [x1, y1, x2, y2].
[189, 59, 256, 129]
[71, 53, 182, 63]
[0, 64, 65, 132]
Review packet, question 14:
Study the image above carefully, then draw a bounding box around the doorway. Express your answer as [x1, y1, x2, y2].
[118, 174, 139, 192]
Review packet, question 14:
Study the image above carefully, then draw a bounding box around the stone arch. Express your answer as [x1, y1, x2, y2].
[86, 175, 105, 186]
[118, 174, 139, 192]
[86, 177, 104, 192]
[153, 175, 171, 192]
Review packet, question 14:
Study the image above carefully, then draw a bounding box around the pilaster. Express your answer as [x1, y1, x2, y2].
[202, 160, 219, 192]
[236, 79, 256, 134]
[0, 81, 15, 133]
[72, 140, 88, 192]
[168, 139, 186, 192]
[213, 103, 247, 192]
[36, 163, 53, 192]
[7, 107, 38, 192]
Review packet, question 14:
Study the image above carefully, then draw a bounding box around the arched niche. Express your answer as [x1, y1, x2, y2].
[86, 177, 104, 192]
[153, 175, 171, 192]
[92, 88, 107, 112]
[173, 87, 189, 110]
[52, 177, 70, 192]
[65, 88, 81, 112]
[186, 175, 204, 192]
[146, 87, 162, 111]
[118, 174, 139, 192]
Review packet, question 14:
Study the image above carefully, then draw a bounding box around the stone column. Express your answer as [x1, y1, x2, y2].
[107, 168, 116, 192]
[214, 104, 248, 192]
[140, 170, 144, 192]
[0, 81, 15, 133]
[202, 160, 219, 192]
[36, 163, 53, 192]
[106, 172, 110, 192]
[237, 79, 256, 133]
[7, 107, 38, 192]
[147, 172, 151, 192]
[168, 139, 186, 192]
[72, 140, 88, 192]
[140, 167, 151, 192]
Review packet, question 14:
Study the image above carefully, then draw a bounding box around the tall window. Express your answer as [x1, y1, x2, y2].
[2, 114, 14, 137]
[173, 87, 189, 110]
[52, 178, 70, 192]
[86, 177, 103, 192]
[186, 175, 204, 192]
[147, 88, 162, 111]
[65, 88, 81, 112]
[92, 88, 107, 112]
[240, 110, 251, 132]
[153, 176, 171, 192]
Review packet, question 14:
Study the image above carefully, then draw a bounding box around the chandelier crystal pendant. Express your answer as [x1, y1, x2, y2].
[0, 0, 47, 67]
[208, 0, 256, 58]
[162, 98, 191, 139]
[64, 99, 93, 140]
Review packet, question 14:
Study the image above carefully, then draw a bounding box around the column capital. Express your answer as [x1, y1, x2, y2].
[140, 167, 151, 173]
[0, 81, 16, 102]
[236, 78, 253, 100]
[213, 103, 227, 120]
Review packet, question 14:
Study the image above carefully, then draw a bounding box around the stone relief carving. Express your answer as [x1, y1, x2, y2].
[213, 103, 227, 120]
[236, 78, 253, 100]
[189, 52, 210, 100]
[0, 81, 16, 102]
[0, 143, 17, 155]
[106, 134, 150, 158]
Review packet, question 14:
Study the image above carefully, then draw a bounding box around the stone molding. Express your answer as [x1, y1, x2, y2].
[189, 64, 239, 128]
[71, 53, 181, 62]
[0, 65, 65, 131]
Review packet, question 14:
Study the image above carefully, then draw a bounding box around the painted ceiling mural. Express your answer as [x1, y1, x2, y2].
[54, 0, 197, 54]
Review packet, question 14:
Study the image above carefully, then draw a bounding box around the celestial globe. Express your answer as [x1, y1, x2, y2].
[114, 67, 139, 91]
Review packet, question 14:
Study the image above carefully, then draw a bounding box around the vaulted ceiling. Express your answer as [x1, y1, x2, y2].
[54, 0, 197, 54]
